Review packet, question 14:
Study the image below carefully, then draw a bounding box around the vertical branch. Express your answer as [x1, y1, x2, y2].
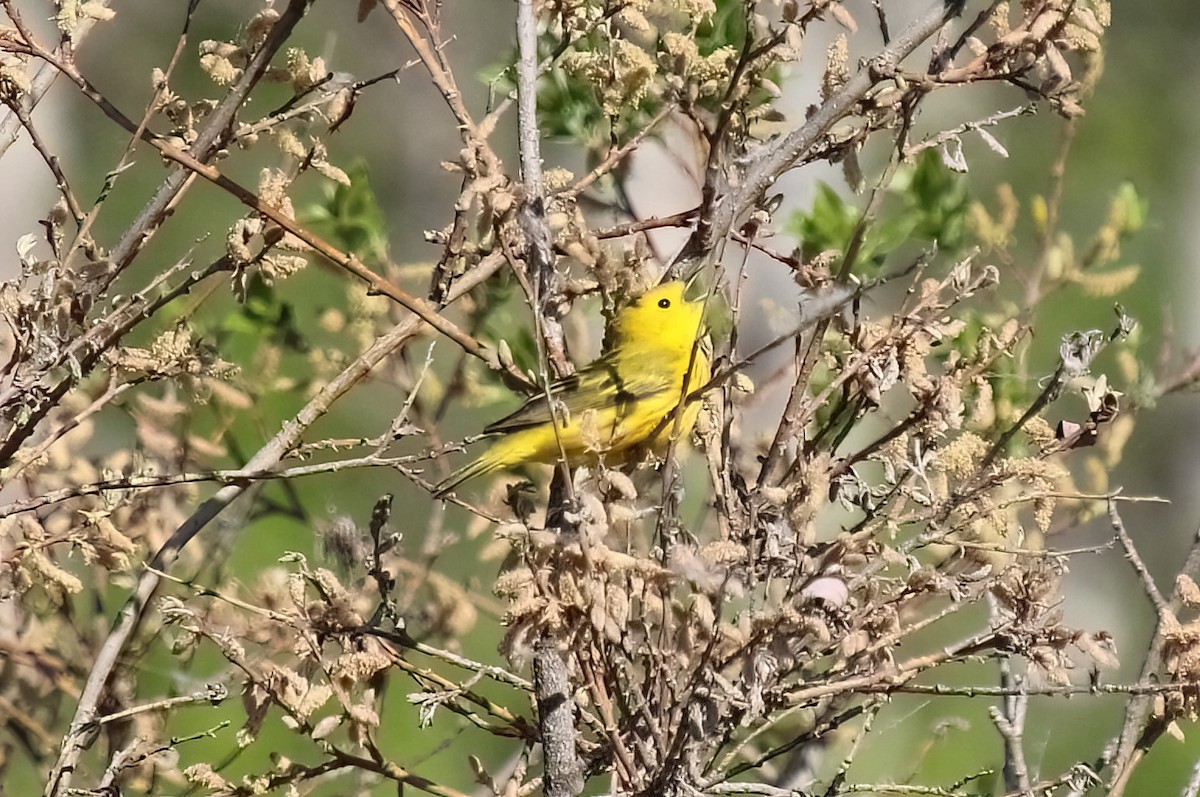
[992, 657, 1032, 795]
[507, 0, 573, 493]
[515, 0, 569, 375]
[535, 638, 585, 797]
[517, 2, 580, 795]
[515, 0, 544, 202]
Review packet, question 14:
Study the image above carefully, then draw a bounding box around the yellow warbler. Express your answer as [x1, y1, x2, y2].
[434, 282, 710, 497]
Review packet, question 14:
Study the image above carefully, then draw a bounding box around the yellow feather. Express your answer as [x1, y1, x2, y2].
[435, 282, 709, 497]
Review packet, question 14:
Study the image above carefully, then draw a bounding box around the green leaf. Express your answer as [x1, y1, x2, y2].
[301, 160, 389, 264]
[221, 275, 306, 351]
[904, 149, 970, 250]
[788, 183, 859, 261]
[1114, 181, 1146, 234]
[694, 0, 748, 55]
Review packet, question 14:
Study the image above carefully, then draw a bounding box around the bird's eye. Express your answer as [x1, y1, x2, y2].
[658, 298, 671, 309]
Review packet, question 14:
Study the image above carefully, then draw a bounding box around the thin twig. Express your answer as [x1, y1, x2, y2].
[0, 0, 115, 158]
[1109, 498, 1170, 616]
[96, 684, 229, 726]
[991, 655, 1032, 795]
[1107, 506, 1200, 795]
[0, 0, 314, 469]
[43, 263, 491, 795]
[671, 0, 965, 273]
[903, 104, 1035, 157]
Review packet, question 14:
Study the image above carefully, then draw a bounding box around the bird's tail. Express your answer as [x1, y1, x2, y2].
[433, 454, 501, 499]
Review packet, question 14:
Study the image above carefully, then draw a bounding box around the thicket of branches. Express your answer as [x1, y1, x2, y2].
[3, 1, 1199, 796]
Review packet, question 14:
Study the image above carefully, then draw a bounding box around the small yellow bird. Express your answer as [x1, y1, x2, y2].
[434, 281, 710, 497]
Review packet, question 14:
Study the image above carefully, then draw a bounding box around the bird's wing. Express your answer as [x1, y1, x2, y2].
[482, 356, 674, 435]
